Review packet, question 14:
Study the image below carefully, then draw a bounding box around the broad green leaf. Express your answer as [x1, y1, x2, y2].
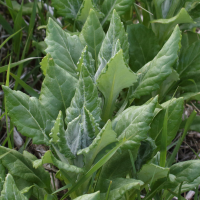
[77, 0, 104, 23]
[0, 161, 6, 194]
[51, 0, 82, 19]
[2, 86, 51, 145]
[151, 8, 194, 43]
[137, 163, 169, 185]
[97, 50, 137, 122]
[0, 174, 28, 200]
[169, 160, 200, 184]
[135, 137, 157, 171]
[100, 178, 144, 200]
[40, 55, 49, 76]
[175, 40, 200, 79]
[51, 111, 75, 160]
[79, 9, 105, 63]
[45, 18, 83, 77]
[96, 10, 129, 79]
[77, 46, 95, 79]
[129, 25, 181, 99]
[127, 24, 160, 72]
[66, 65, 102, 124]
[0, 147, 51, 191]
[149, 98, 184, 148]
[188, 115, 200, 132]
[181, 92, 200, 101]
[74, 191, 100, 200]
[39, 57, 77, 120]
[33, 151, 84, 184]
[112, 96, 158, 141]
[101, 0, 134, 25]
[78, 120, 117, 169]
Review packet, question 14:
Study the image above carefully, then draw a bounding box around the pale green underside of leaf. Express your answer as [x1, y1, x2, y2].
[127, 24, 160, 72]
[79, 9, 105, 62]
[129, 25, 181, 99]
[74, 191, 100, 200]
[50, 111, 75, 159]
[137, 163, 169, 185]
[112, 96, 158, 141]
[0, 146, 51, 190]
[78, 120, 117, 169]
[45, 18, 83, 78]
[96, 10, 129, 79]
[101, 0, 134, 25]
[0, 174, 28, 200]
[40, 58, 78, 120]
[3, 86, 51, 145]
[77, 46, 95, 79]
[77, 0, 104, 23]
[149, 98, 184, 148]
[97, 50, 137, 120]
[51, 0, 82, 19]
[66, 65, 102, 125]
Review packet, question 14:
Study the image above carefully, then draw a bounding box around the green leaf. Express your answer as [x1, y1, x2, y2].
[152, 8, 194, 43]
[2, 86, 51, 145]
[0, 174, 28, 200]
[137, 163, 169, 185]
[169, 160, 200, 184]
[79, 9, 105, 64]
[0, 147, 51, 191]
[175, 40, 200, 79]
[149, 98, 184, 148]
[78, 120, 117, 170]
[39, 56, 78, 120]
[51, 0, 82, 19]
[127, 24, 160, 72]
[77, 46, 95, 79]
[96, 10, 129, 79]
[74, 191, 100, 200]
[66, 65, 102, 124]
[112, 96, 158, 141]
[97, 49, 137, 122]
[100, 178, 144, 200]
[135, 137, 157, 171]
[96, 141, 140, 190]
[0, 161, 6, 194]
[40, 55, 49, 76]
[77, 0, 104, 23]
[129, 25, 181, 99]
[101, 0, 134, 25]
[51, 111, 75, 160]
[33, 151, 84, 184]
[45, 18, 83, 77]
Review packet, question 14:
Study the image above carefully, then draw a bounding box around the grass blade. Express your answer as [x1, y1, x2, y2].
[13, 0, 24, 56]
[0, 13, 13, 34]
[0, 57, 38, 73]
[160, 109, 168, 167]
[10, 72, 39, 98]
[105, 181, 112, 200]
[167, 110, 197, 167]
[0, 28, 23, 50]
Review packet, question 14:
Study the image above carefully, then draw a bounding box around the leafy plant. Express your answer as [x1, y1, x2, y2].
[1, 0, 200, 199]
